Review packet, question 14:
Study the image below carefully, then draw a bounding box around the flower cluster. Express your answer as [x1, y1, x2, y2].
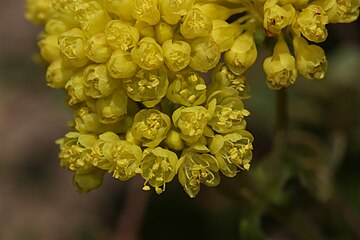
[26, 0, 358, 197]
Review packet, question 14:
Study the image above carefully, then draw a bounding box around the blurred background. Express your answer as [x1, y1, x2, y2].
[0, 1, 360, 239]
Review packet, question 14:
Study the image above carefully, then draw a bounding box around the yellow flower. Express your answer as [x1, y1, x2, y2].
[132, 0, 160, 25]
[107, 49, 138, 79]
[293, 36, 327, 80]
[131, 37, 164, 70]
[102, 0, 135, 21]
[172, 100, 215, 145]
[180, 8, 213, 39]
[91, 132, 142, 181]
[166, 71, 207, 106]
[263, 35, 297, 89]
[209, 63, 248, 96]
[139, 147, 178, 194]
[263, 0, 296, 36]
[105, 20, 139, 51]
[44, 19, 68, 36]
[85, 33, 112, 63]
[190, 37, 221, 72]
[131, 109, 171, 148]
[83, 64, 118, 99]
[160, 0, 194, 24]
[318, 0, 359, 23]
[95, 87, 128, 124]
[58, 28, 89, 67]
[57, 131, 98, 171]
[65, 71, 89, 106]
[123, 66, 168, 107]
[25, 0, 53, 24]
[225, 32, 257, 75]
[209, 131, 253, 177]
[207, 89, 250, 134]
[162, 39, 191, 72]
[293, 5, 329, 43]
[70, 1, 110, 35]
[211, 20, 240, 52]
[177, 150, 220, 198]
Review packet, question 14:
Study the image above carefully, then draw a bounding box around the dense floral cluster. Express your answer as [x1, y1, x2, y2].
[26, 0, 358, 197]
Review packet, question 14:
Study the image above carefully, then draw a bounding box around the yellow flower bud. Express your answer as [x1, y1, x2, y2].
[263, 0, 295, 36]
[225, 32, 257, 75]
[172, 104, 214, 145]
[65, 71, 89, 106]
[166, 71, 207, 106]
[209, 63, 248, 96]
[194, 3, 238, 20]
[72, 166, 105, 193]
[38, 35, 61, 62]
[84, 33, 111, 63]
[177, 150, 220, 198]
[46, 60, 75, 89]
[180, 9, 213, 39]
[134, 21, 156, 38]
[101, 0, 135, 21]
[71, 1, 111, 35]
[164, 129, 185, 151]
[293, 36, 327, 80]
[106, 49, 137, 79]
[83, 64, 118, 99]
[211, 20, 240, 52]
[25, 0, 53, 24]
[190, 37, 221, 72]
[105, 20, 140, 51]
[131, 37, 164, 70]
[44, 19, 68, 36]
[58, 28, 89, 67]
[159, 0, 194, 24]
[209, 131, 253, 177]
[293, 5, 329, 43]
[162, 39, 191, 72]
[278, 0, 309, 8]
[155, 21, 174, 45]
[132, 0, 160, 25]
[131, 109, 171, 147]
[91, 132, 142, 181]
[96, 87, 128, 124]
[123, 66, 169, 107]
[139, 147, 178, 194]
[263, 35, 297, 89]
[74, 101, 102, 133]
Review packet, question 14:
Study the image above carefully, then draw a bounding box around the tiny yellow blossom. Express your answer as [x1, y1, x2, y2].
[105, 20, 140, 51]
[159, 0, 194, 24]
[180, 8, 213, 39]
[211, 20, 240, 52]
[65, 71, 89, 106]
[190, 37, 221, 72]
[263, 35, 297, 89]
[44, 19, 69, 36]
[46, 60, 75, 89]
[166, 71, 207, 106]
[293, 5, 329, 43]
[155, 21, 174, 44]
[39, 35, 61, 62]
[123, 66, 169, 107]
[209, 131, 253, 177]
[101, 0, 135, 21]
[85, 33, 112, 63]
[293, 36, 327, 80]
[139, 147, 178, 194]
[132, 0, 161, 25]
[131, 109, 171, 147]
[225, 32, 257, 75]
[131, 37, 164, 70]
[177, 150, 220, 198]
[107, 49, 138, 79]
[58, 28, 89, 67]
[318, 0, 360, 23]
[263, 0, 296, 36]
[162, 39, 191, 72]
